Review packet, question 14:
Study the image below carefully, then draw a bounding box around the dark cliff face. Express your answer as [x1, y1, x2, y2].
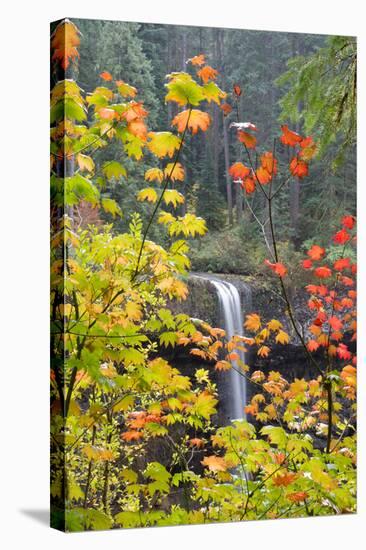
[169, 273, 253, 327]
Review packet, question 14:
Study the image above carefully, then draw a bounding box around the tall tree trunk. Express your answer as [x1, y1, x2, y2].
[223, 113, 233, 226]
[289, 35, 301, 248]
[180, 29, 188, 216]
[217, 30, 233, 226]
[212, 28, 220, 188]
[167, 27, 173, 125]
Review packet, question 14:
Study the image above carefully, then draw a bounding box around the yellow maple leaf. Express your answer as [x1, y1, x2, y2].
[137, 187, 158, 203]
[275, 330, 290, 345]
[125, 301, 142, 321]
[147, 132, 181, 158]
[267, 319, 283, 332]
[145, 167, 164, 183]
[244, 313, 261, 332]
[164, 162, 185, 182]
[289, 378, 308, 395]
[163, 189, 185, 208]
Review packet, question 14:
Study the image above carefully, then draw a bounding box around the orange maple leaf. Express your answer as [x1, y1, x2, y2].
[197, 65, 218, 84]
[51, 19, 80, 70]
[100, 71, 113, 81]
[121, 430, 144, 442]
[260, 152, 278, 175]
[256, 166, 272, 184]
[280, 125, 302, 146]
[290, 157, 309, 178]
[121, 101, 149, 122]
[127, 120, 147, 140]
[201, 455, 228, 472]
[244, 313, 261, 332]
[241, 176, 256, 194]
[215, 360, 232, 371]
[307, 245, 325, 261]
[98, 108, 116, 121]
[172, 109, 211, 134]
[229, 162, 251, 180]
[187, 54, 206, 66]
[257, 345, 271, 358]
[237, 130, 257, 149]
[273, 472, 298, 487]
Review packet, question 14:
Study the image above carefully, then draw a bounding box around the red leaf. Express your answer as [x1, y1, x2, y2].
[328, 316, 343, 331]
[333, 257, 351, 271]
[337, 343, 352, 361]
[307, 340, 319, 352]
[264, 259, 287, 277]
[280, 125, 302, 146]
[340, 276, 354, 287]
[341, 215, 355, 230]
[333, 229, 351, 245]
[302, 259, 313, 269]
[340, 297, 353, 309]
[314, 266, 332, 279]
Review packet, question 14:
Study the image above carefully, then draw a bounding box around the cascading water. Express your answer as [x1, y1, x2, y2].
[192, 274, 251, 421]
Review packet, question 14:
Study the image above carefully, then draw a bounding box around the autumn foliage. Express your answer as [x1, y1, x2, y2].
[50, 20, 356, 532]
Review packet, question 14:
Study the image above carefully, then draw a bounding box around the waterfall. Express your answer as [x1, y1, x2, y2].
[192, 275, 250, 421]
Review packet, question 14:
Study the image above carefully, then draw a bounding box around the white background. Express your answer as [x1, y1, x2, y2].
[1, 0, 365, 548]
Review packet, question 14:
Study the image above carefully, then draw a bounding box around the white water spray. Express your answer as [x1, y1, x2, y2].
[193, 275, 249, 420]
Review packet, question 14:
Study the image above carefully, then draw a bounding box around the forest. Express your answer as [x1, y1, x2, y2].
[50, 18, 357, 531]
